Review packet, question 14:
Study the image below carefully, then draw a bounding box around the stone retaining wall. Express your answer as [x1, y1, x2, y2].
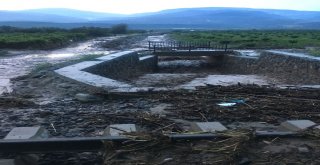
[221, 51, 320, 84]
[139, 55, 158, 72]
[221, 55, 259, 74]
[84, 52, 157, 80]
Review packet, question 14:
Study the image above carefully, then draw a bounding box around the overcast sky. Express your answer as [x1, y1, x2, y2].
[0, 0, 319, 14]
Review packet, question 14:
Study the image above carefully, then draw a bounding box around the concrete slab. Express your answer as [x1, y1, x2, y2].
[96, 51, 135, 61]
[0, 159, 14, 165]
[3, 127, 48, 165]
[190, 122, 227, 132]
[279, 120, 316, 132]
[55, 67, 132, 89]
[104, 124, 137, 136]
[55, 52, 134, 91]
[4, 126, 49, 140]
[267, 50, 320, 61]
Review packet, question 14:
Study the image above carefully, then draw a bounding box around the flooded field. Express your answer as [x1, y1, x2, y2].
[1, 34, 320, 165]
[0, 36, 117, 95]
[0, 34, 167, 95]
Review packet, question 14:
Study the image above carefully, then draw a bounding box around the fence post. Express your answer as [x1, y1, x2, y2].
[148, 41, 151, 50]
[153, 45, 156, 53]
[225, 43, 228, 52]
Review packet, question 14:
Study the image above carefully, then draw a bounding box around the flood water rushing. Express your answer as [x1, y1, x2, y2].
[0, 34, 167, 95]
[0, 36, 119, 95]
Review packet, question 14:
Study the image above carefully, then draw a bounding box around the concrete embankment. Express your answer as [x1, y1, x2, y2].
[221, 50, 320, 84]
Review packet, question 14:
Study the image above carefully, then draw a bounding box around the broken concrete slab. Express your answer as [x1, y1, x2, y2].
[104, 124, 137, 136]
[3, 127, 48, 165]
[190, 122, 227, 132]
[4, 126, 49, 140]
[279, 120, 316, 132]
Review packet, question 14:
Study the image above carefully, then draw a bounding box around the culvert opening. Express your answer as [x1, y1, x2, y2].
[130, 55, 275, 88]
[74, 50, 320, 92]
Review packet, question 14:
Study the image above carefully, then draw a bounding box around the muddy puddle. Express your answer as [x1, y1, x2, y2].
[179, 75, 272, 89]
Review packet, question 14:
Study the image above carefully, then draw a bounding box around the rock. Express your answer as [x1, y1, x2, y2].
[31, 71, 46, 79]
[298, 147, 309, 153]
[68, 128, 83, 135]
[57, 83, 72, 89]
[15, 154, 39, 165]
[8, 115, 19, 120]
[160, 158, 174, 164]
[263, 144, 293, 153]
[239, 157, 252, 165]
[38, 111, 53, 118]
[150, 103, 172, 115]
[75, 93, 100, 102]
[104, 124, 137, 136]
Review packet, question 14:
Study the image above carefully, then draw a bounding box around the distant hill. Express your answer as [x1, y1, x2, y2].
[22, 8, 125, 21]
[0, 7, 320, 29]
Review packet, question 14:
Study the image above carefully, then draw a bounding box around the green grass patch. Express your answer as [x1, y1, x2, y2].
[307, 48, 320, 57]
[169, 30, 320, 49]
[0, 25, 142, 50]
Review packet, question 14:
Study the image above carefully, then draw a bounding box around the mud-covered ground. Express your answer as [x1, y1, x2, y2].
[1, 64, 320, 164]
[1, 34, 320, 164]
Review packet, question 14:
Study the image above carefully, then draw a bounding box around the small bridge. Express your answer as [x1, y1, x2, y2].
[148, 41, 233, 56]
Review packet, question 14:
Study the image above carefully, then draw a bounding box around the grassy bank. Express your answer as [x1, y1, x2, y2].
[0, 24, 140, 50]
[170, 30, 320, 49]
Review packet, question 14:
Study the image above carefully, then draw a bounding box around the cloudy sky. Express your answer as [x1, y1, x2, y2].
[0, 0, 319, 14]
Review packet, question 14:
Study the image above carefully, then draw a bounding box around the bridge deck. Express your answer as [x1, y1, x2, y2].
[148, 41, 232, 56]
[154, 50, 233, 56]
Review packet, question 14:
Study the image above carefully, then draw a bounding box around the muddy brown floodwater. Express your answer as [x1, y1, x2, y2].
[0, 34, 167, 95]
[0, 36, 116, 95]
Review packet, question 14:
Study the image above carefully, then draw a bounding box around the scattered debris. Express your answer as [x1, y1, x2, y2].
[217, 102, 237, 107]
[75, 93, 101, 102]
[104, 124, 137, 136]
[190, 122, 228, 132]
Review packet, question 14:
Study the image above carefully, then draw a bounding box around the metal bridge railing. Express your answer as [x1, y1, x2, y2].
[148, 41, 230, 52]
